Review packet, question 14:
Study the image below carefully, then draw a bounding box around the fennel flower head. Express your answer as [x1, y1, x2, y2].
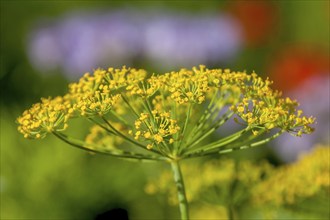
[17, 65, 315, 161]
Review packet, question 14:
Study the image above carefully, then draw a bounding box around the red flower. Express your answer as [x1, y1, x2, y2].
[268, 46, 329, 91]
[228, 1, 279, 46]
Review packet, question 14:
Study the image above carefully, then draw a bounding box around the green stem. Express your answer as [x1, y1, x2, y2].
[100, 116, 163, 156]
[177, 103, 193, 154]
[121, 93, 140, 118]
[87, 118, 116, 135]
[109, 109, 130, 127]
[170, 160, 189, 220]
[52, 131, 167, 161]
[227, 206, 235, 220]
[185, 112, 233, 151]
[217, 131, 283, 155]
[184, 126, 248, 156]
[189, 91, 218, 135]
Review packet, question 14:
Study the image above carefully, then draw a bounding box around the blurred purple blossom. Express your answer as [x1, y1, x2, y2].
[143, 13, 242, 69]
[273, 75, 330, 162]
[27, 9, 243, 78]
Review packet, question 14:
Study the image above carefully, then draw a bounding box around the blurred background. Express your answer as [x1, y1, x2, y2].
[1, 1, 329, 219]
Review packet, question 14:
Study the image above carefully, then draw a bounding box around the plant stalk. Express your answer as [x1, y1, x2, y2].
[170, 160, 189, 220]
[227, 205, 235, 220]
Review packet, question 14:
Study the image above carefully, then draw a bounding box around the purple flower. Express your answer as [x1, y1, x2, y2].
[27, 9, 243, 79]
[273, 75, 330, 162]
[144, 13, 242, 70]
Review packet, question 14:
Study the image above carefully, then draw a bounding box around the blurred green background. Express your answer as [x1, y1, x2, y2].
[1, 1, 329, 219]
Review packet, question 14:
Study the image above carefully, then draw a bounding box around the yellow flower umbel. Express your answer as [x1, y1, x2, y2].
[145, 158, 273, 219]
[17, 65, 315, 220]
[252, 145, 330, 206]
[145, 146, 329, 219]
[17, 96, 73, 139]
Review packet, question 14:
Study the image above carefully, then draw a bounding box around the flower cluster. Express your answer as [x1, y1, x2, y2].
[17, 96, 73, 139]
[229, 73, 315, 135]
[158, 66, 210, 104]
[252, 145, 329, 206]
[17, 66, 315, 160]
[145, 145, 329, 218]
[132, 110, 180, 150]
[145, 158, 273, 205]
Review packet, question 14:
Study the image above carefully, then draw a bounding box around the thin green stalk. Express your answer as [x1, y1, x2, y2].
[52, 131, 167, 161]
[156, 142, 171, 157]
[181, 103, 192, 139]
[170, 160, 189, 220]
[142, 98, 153, 117]
[100, 116, 163, 156]
[223, 129, 267, 150]
[184, 128, 249, 157]
[87, 117, 116, 135]
[109, 109, 131, 127]
[183, 129, 282, 159]
[191, 92, 217, 128]
[195, 127, 250, 150]
[189, 94, 220, 136]
[184, 112, 234, 151]
[227, 161, 238, 220]
[227, 206, 235, 220]
[121, 93, 140, 118]
[177, 103, 193, 154]
[217, 131, 284, 155]
[183, 134, 244, 158]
